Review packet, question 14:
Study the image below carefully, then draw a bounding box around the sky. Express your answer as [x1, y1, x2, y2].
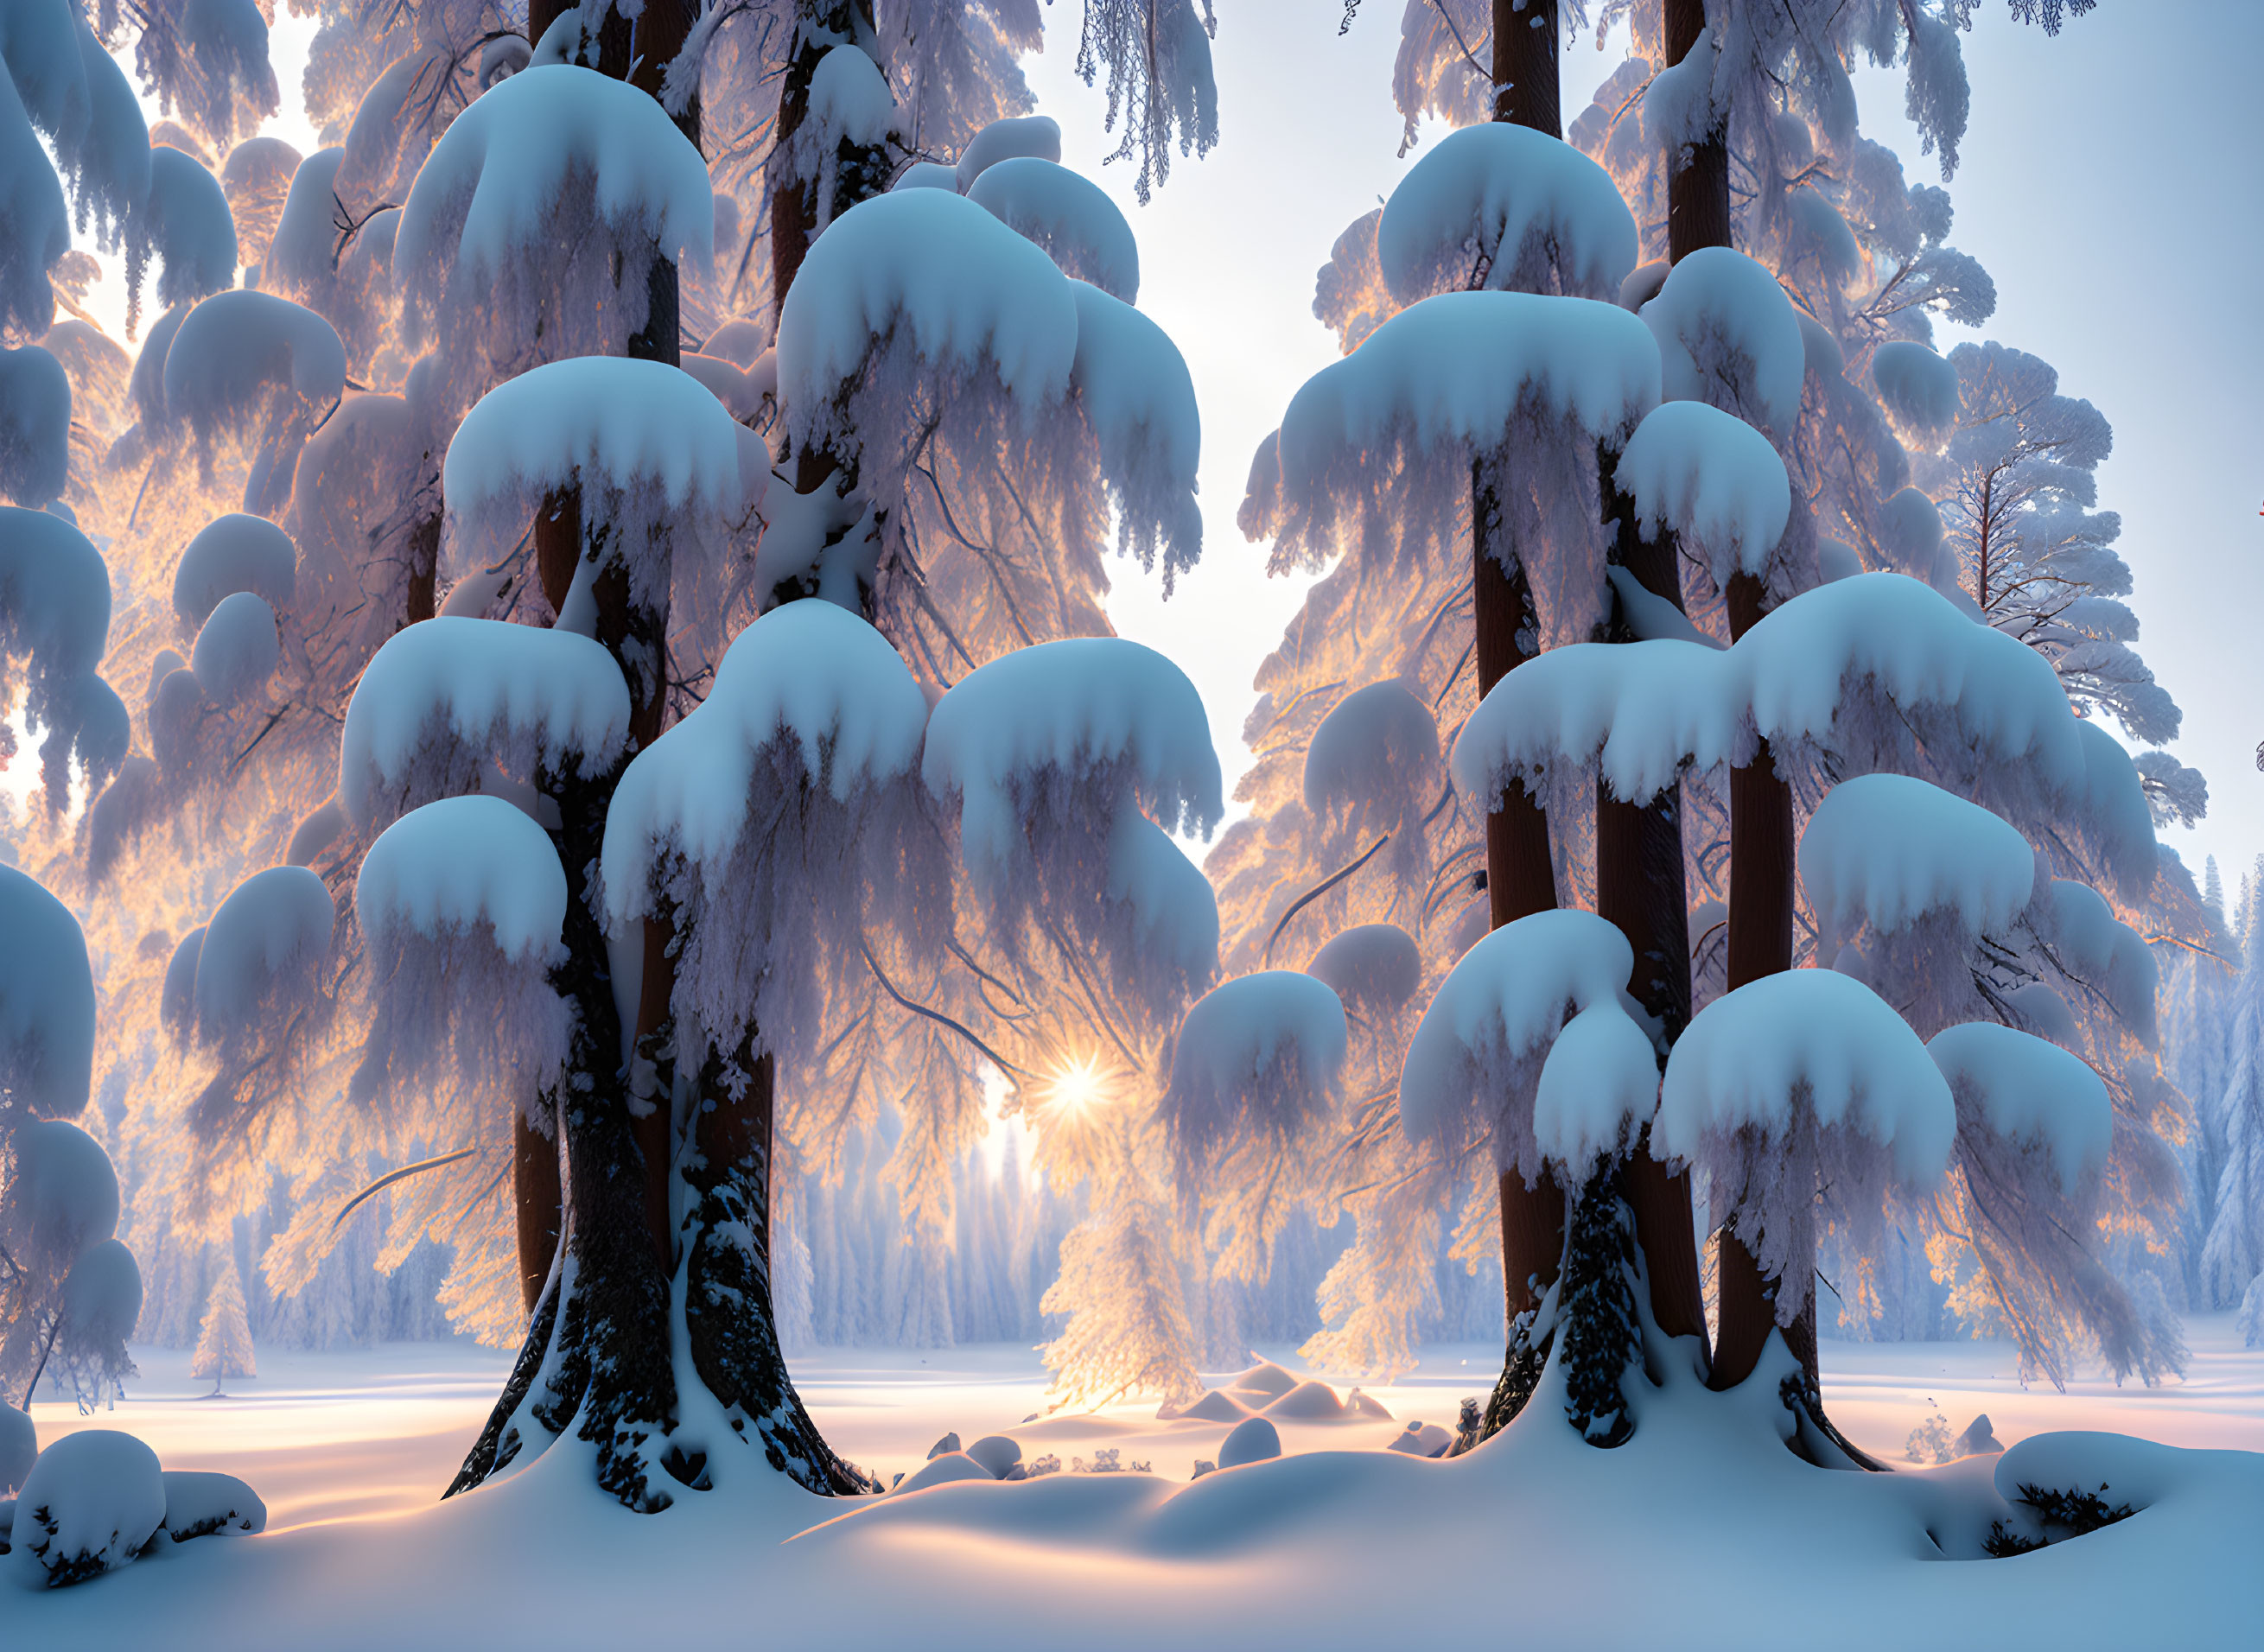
[92, 3, 2264, 893]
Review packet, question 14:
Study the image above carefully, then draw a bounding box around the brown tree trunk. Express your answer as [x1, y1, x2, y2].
[1595, 468, 1708, 1349]
[513, 1109, 563, 1314]
[1663, 0, 1731, 261]
[772, 0, 880, 321]
[1490, 0, 1561, 137]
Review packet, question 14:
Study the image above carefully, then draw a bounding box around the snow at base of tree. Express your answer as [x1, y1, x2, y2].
[339, 618, 629, 833]
[1797, 773, 2034, 939]
[1927, 1021, 2111, 1191]
[5, 1429, 164, 1588]
[1376, 120, 1637, 304]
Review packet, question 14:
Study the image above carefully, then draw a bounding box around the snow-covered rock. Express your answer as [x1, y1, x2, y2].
[158, 1471, 265, 1541]
[5, 1430, 164, 1588]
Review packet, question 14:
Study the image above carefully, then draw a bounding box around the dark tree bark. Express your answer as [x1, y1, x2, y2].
[1663, 0, 1731, 262]
[772, 0, 883, 323]
[1489, 0, 1561, 137]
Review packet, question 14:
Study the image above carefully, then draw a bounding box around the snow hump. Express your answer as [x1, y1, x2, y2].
[172, 512, 296, 630]
[1656, 969, 1955, 1188]
[956, 114, 1062, 194]
[921, 637, 1222, 872]
[1641, 246, 1805, 435]
[192, 865, 335, 1045]
[970, 157, 1139, 302]
[1928, 1020, 2110, 1191]
[340, 617, 630, 832]
[1069, 281, 1201, 583]
[160, 290, 346, 431]
[1305, 924, 1423, 1019]
[0, 863, 96, 1117]
[1398, 908, 1639, 1179]
[1162, 970, 1348, 1167]
[601, 599, 929, 919]
[1377, 121, 1637, 303]
[1615, 400, 1790, 587]
[1453, 639, 1737, 808]
[1798, 774, 2034, 937]
[777, 187, 1078, 441]
[358, 794, 567, 965]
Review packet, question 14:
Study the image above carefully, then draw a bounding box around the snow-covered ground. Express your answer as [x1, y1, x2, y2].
[16, 1323, 2262, 1645]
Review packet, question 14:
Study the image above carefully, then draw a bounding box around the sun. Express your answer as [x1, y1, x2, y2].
[1040, 1053, 1110, 1118]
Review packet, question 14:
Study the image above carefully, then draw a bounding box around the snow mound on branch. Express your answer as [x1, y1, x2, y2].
[1656, 969, 1955, 1189]
[1640, 247, 1804, 435]
[340, 618, 629, 832]
[61, 1235, 139, 1343]
[971, 158, 1139, 302]
[160, 927, 203, 1041]
[1105, 810, 1223, 1008]
[190, 590, 278, 704]
[160, 289, 345, 438]
[0, 504, 112, 683]
[1304, 924, 1421, 1019]
[192, 866, 334, 1046]
[6, 1430, 163, 1588]
[158, 1470, 265, 1541]
[443, 355, 766, 518]
[1533, 999, 1661, 1172]
[1377, 121, 1636, 303]
[956, 114, 1061, 194]
[357, 795, 565, 964]
[798, 44, 895, 161]
[2071, 721, 2159, 901]
[442, 356, 767, 594]
[1398, 909, 1638, 1184]
[601, 599, 928, 906]
[143, 147, 239, 313]
[0, 866, 96, 1116]
[393, 63, 712, 330]
[172, 512, 296, 629]
[1871, 340, 1961, 441]
[13, 1119, 120, 1259]
[1069, 281, 1201, 585]
[778, 187, 1078, 444]
[892, 161, 959, 192]
[1798, 774, 2033, 937]
[1454, 639, 1736, 808]
[1615, 400, 1790, 586]
[1303, 680, 1440, 816]
[1736, 574, 2084, 791]
[922, 638, 1222, 871]
[0, 344, 70, 505]
[1928, 1021, 2110, 1191]
[2042, 879, 2157, 1047]
[0, 68, 71, 341]
[1161, 971, 1347, 1172]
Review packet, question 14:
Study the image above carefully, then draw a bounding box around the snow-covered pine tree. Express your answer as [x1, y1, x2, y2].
[190, 1244, 255, 1393]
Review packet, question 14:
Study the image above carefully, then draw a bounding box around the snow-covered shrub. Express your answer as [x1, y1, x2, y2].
[5, 1430, 163, 1587]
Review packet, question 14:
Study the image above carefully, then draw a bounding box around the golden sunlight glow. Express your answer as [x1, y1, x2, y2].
[1040, 1054, 1111, 1118]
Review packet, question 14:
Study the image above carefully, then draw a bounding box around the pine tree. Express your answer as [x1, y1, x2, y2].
[191, 1249, 256, 1394]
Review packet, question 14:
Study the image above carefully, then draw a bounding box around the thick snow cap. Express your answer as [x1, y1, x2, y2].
[1303, 680, 1440, 816]
[192, 865, 334, 1045]
[1735, 573, 2085, 791]
[160, 290, 346, 436]
[0, 68, 71, 341]
[2071, 720, 2159, 901]
[777, 187, 1079, 452]
[357, 795, 567, 965]
[1615, 400, 1790, 587]
[393, 64, 712, 326]
[1640, 247, 1805, 435]
[1656, 969, 1955, 1190]
[144, 147, 239, 312]
[1068, 281, 1202, 585]
[0, 505, 112, 683]
[1927, 1020, 2110, 1191]
[1453, 639, 1738, 809]
[172, 512, 296, 629]
[1398, 909, 1641, 1180]
[1252, 290, 1659, 570]
[1798, 773, 2034, 937]
[1162, 971, 1348, 1170]
[1871, 340, 1961, 443]
[955, 114, 1061, 194]
[601, 599, 929, 918]
[1533, 998, 1662, 1173]
[1305, 924, 1422, 1019]
[190, 590, 279, 705]
[0, 864, 96, 1116]
[970, 157, 1139, 302]
[12, 1119, 119, 1258]
[1377, 121, 1637, 303]
[340, 617, 630, 832]
[921, 637, 1222, 872]
[2043, 878, 2157, 1047]
[0, 344, 70, 505]
[442, 355, 767, 565]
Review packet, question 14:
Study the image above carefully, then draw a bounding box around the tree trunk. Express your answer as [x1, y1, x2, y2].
[1490, 0, 1561, 137]
[772, 0, 881, 324]
[1595, 461, 1708, 1350]
[1663, 0, 1731, 262]
[512, 1108, 563, 1315]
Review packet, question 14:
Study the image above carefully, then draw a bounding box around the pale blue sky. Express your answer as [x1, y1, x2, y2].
[1029, 3, 2264, 894]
